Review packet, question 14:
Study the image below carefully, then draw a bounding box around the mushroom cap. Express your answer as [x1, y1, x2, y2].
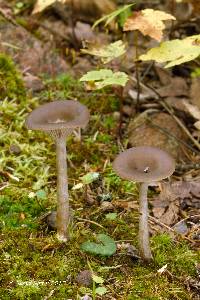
[113, 146, 175, 182]
[25, 100, 90, 131]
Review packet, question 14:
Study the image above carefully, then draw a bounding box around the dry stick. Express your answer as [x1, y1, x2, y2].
[144, 83, 200, 152]
[176, 163, 200, 171]
[76, 217, 105, 229]
[149, 216, 195, 244]
[118, 86, 124, 138]
[70, 0, 79, 50]
[139, 182, 153, 262]
[0, 7, 17, 25]
[169, 0, 176, 39]
[161, 101, 200, 152]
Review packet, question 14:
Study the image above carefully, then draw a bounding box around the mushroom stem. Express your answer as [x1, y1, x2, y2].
[56, 136, 69, 242]
[138, 182, 153, 262]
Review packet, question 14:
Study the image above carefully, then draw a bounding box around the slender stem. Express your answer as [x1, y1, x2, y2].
[56, 137, 69, 242]
[134, 30, 141, 113]
[138, 182, 152, 262]
[118, 86, 124, 138]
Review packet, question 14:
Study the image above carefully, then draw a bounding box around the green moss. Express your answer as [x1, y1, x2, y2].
[152, 234, 199, 277]
[0, 72, 199, 300]
[128, 267, 191, 299]
[0, 53, 26, 100]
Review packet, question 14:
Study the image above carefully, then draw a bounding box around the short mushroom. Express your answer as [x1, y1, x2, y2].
[113, 146, 175, 262]
[26, 100, 90, 242]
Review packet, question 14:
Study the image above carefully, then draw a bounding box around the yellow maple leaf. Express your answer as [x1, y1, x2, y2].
[123, 9, 176, 41]
[32, 0, 67, 14]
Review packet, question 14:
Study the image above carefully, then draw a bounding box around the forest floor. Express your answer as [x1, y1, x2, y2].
[0, 1, 200, 299]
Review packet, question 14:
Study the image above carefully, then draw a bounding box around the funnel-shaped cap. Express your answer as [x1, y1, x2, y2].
[113, 146, 175, 182]
[26, 100, 90, 132]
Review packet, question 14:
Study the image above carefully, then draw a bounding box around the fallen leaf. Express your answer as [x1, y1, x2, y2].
[152, 181, 200, 226]
[157, 77, 188, 97]
[123, 9, 175, 41]
[183, 100, 200, 120]
[160, 202, 179, 226]
[20, 213, 25, 220]
[33, 0, 68, 14]
[157, 264, 168, 274]
[173, 220, 189, 234]
[193, 120, 200, 130]
[112, 200, 138, 210]
[140, 34, 200, 67]
[72, 183, 84, 190]
[190, 77, 200, 110]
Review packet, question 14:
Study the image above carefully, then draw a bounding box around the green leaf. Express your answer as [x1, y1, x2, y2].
[80, 234, 116, 256]
[82, 40, 126, 64]
[80, 172, 100, 184]
[92, 275, 104, 284]
[140, 34, 200, 68]
[105, 212, 117, 220]
[93, 4, 134, 28]
[80, 69, 129, 89]
[95, 286, 107, 296]
[118, 6, 132, 27]
[35, 189, 46, 200]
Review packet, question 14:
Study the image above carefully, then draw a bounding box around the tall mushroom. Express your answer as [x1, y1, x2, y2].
[113, 146, 175, 262]
[26, 100, 90, 242]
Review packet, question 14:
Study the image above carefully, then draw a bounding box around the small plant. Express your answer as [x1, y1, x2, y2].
[81, 233, 116, 257]
[92, 275, 107, 299]
[80, 3, 200, 118]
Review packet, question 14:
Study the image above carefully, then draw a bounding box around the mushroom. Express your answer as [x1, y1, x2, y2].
[113, 146, 175, 262]
[26, 100, 90, 242]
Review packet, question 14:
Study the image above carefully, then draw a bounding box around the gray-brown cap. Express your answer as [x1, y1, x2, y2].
[25, 100, 90, 139]
[26, 100, 90, 131]
[113, 146, 175, 182]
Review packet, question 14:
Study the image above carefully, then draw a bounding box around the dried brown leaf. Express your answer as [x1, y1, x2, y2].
[123, 9, 175, 41]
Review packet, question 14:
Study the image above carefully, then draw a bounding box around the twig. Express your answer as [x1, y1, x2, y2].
[149, 216, 195, 243]
[144, 83, 200, 152]
[146, 117, 199, 155]
[176, 163, 200, 171]
[0, 7, 17, 26]
[76, 217, 105, 229]
[70, 0, 79, 49]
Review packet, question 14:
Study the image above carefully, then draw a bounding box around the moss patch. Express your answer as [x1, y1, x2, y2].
[0, 73, 199, 300]
[0, 53, 26, 100]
